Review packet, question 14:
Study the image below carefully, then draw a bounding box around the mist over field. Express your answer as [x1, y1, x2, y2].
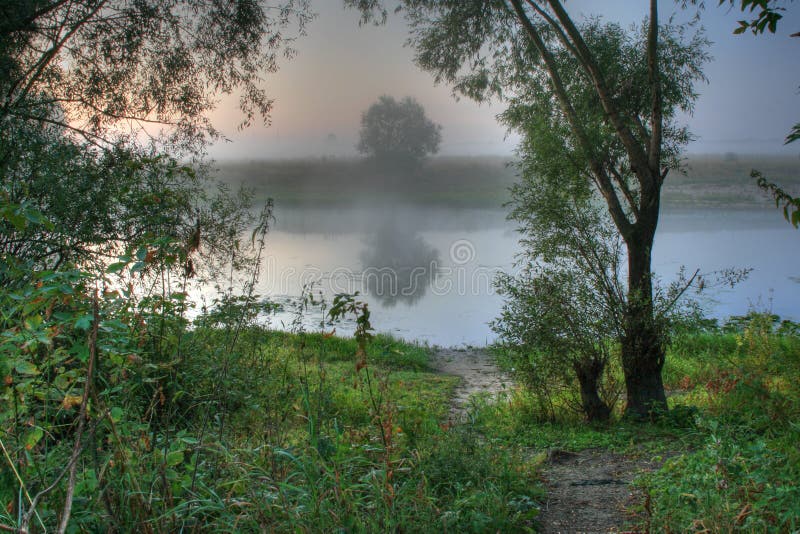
[197, 154, 800, 346]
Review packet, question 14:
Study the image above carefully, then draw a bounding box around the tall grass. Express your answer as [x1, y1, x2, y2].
[0, 200, 542, 532]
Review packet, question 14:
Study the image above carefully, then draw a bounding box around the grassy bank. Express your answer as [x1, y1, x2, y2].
[4, 268, 799, 531]
[2, 203, 797, 531]
[1, 315, 542, 532]
[484, 313, 800, 531]
[216, 154, 800, 209]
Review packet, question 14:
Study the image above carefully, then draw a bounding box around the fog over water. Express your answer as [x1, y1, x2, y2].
[200, 0, 800, 346]
[238, 202, 799, 347]
[208, 1, 800, 160]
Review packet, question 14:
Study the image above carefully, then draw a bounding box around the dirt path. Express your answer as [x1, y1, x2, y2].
[431, 348, 656, 532]
[537, 449, 661, 533]
[431, 347, 512, 420]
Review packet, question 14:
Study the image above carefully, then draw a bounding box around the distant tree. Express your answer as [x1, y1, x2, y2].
[348, 1, 708, 418]
[357, 95, 442, 168]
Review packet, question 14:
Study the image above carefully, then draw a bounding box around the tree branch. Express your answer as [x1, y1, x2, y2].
[56, 295, 99, 534]
[545, 0, 652, 180]
[507, 0, 633, 238]
[647, 0, 663, 177]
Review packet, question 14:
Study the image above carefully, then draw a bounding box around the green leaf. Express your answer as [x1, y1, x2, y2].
[785, 124, 800, 145]
[25, 427, 44, 450]
[70, 342, 90, 362]
[15, 360, 40, 376]
[74, 314, 93, 331]
[58, 284, 75, 294]
[4, 211, 26, 230]
[106, 262, 129, 274]
[21, 206, 51, 228]
[110, 407, 124, 423]
[166, 450, 184, 467]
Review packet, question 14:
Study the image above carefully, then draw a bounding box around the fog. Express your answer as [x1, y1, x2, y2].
[208, 1, 800, 160]
[201, 2, 800, 345]
[229, 197, 796, 346]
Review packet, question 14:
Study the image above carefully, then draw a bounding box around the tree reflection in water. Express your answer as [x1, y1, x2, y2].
[360, 223, 440, 307]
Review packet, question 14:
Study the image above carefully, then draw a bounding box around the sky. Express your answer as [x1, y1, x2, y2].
[207, 1, 800, 160]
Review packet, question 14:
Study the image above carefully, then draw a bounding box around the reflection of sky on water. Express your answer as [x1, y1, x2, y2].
[199, 205, 799, 347]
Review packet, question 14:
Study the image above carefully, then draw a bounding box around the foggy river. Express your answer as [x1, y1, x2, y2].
[238, 203, 799, 347]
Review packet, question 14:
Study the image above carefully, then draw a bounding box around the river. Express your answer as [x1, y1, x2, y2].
[240, 203, 799, 346]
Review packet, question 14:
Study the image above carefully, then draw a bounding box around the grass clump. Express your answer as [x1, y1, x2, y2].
[638, 313, 800, 531]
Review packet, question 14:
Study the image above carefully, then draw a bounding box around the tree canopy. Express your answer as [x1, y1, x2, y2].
[348, 0, 710, 417]
[357, 95, 442, 168]
[0, 0, 312, 149]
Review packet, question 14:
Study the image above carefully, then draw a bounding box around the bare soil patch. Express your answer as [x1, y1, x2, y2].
[537, 449, 662, 533]
[431, 348, 663, 532]
[431, 348, 511, 420]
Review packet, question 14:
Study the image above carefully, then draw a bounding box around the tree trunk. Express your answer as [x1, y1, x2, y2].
[574, 358, 611, 422]
[621, 224, 668, 419]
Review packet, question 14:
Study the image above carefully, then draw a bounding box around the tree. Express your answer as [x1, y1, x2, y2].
[0, 0, 312, 149]
[348, 0, 708, 417]
[357, 95, 442, 168]
[493, 20, 706, 422]
[0, 0, 313, 277]
[494, 184, 625, 422]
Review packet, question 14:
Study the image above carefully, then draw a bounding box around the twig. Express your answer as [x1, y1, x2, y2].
[659, 268, 700, 317]
[0, 437, 46, 532]
[56, 294, 100, 534]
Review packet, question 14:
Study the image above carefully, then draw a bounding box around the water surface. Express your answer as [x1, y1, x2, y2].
[247, 203, 798, 346]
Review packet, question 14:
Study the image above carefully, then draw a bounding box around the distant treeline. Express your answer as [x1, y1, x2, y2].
[215, 154, 800, 209]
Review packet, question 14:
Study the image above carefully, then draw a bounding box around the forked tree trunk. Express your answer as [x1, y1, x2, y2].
[621, 223, 668, 419]
[506, 0, 672, 418]
[574, 358, 611, 422]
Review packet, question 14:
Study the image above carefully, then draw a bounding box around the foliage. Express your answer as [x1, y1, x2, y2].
[642, 425, 800, 531]
[717, 0, 792, 35]
[0, 0, 312, 148]
[357, 95, 442, 169]
[753, 163, 800, 229]
[348, 0, 710, 417]
[492, 18, 707, 421]
[0, 1, 547, 531]
[639, 313, 800, 531]
[493, 181, 625, 421]
[1, 121, 256, 279]
[0, 198, 542, 531]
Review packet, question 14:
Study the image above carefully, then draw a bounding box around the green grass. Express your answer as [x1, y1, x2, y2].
[210, 329, 544, 532]
[483, 316, 800, 531]
[5, 268, 799, 532]
[216, 155, 518, 208]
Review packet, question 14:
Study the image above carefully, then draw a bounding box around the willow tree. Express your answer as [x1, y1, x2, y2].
[0, 0, 312, 272]
[0, 0, 312, 149]
[348, 0, 708, 417]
